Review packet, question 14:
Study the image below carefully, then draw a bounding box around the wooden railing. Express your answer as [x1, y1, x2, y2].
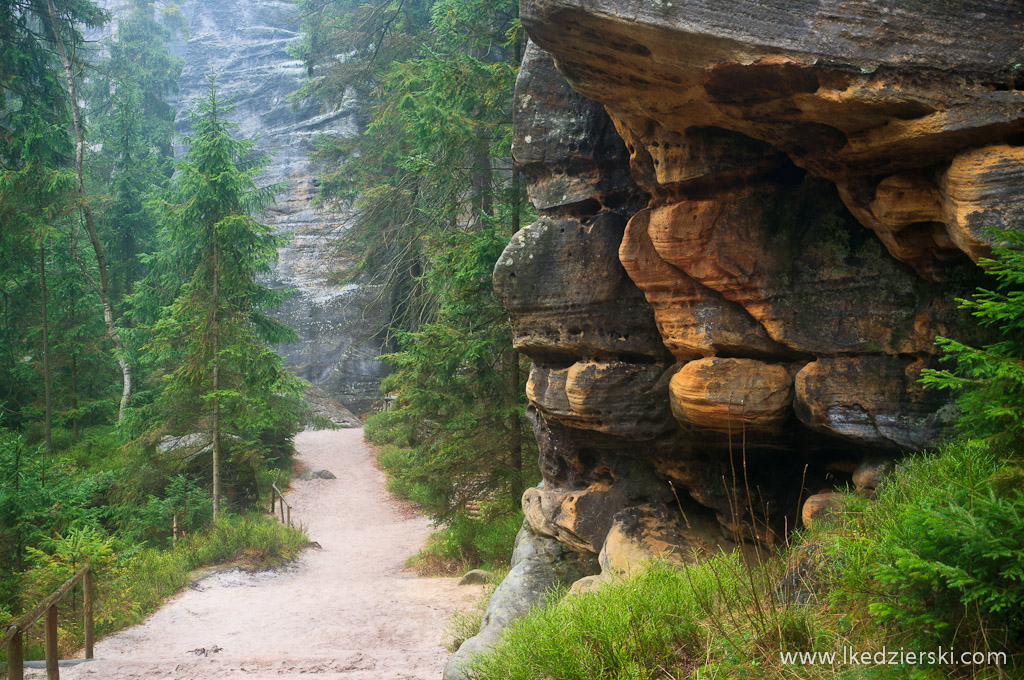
[270, 470, 293, 527]
[1, 564, 93, 680]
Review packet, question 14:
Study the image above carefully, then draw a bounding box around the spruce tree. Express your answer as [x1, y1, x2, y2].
[148, 79, 304, 519]
[0, 0, 102, 436]
[922, 228, 1024, 444]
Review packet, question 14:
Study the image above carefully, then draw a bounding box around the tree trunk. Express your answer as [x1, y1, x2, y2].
[39, 244, 53, 455]
[212, 237, 221, 521]
[508, 347, 523, 508]
[45, 0, 133, 421]
[71, 351, 79, 440]
[13, 443, 23, 571]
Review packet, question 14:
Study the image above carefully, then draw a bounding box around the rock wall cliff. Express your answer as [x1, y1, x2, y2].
[503, 0, 1024, 580]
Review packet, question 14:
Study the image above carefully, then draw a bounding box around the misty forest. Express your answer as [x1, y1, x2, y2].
[1, 1, 1023, 679]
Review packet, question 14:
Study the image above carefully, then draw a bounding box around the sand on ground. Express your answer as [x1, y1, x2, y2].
[53, 429, 479, 680]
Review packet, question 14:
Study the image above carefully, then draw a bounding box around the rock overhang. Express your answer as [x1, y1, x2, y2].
[497, 1, 1023, 575]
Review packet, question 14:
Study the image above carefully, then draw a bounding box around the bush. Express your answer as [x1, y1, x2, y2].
[922, 227, 1024, 443]
[407, 511, 523, 575]
[831, 440, 1024, 658]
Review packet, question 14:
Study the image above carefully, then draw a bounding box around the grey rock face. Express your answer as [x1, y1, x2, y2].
[96, 0, 389, 414]
[457, 569, 494, 586]
[302, 384, 362, 428]
[443, 522, 598, 680]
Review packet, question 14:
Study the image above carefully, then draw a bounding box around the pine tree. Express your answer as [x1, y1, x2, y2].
[147, 79, 304, 519]
[922, 228, 1024, 443]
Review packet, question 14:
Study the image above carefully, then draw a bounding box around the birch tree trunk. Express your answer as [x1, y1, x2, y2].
[46, 0, 133, 421]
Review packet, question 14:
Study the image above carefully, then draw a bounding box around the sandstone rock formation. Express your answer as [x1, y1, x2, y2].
[489, 1, 1024, 603]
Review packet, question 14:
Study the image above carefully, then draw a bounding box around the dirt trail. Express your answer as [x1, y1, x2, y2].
[55, 429, 478, 680]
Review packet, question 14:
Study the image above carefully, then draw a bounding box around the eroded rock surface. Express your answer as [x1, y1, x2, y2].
[488, 2, 1022, 608]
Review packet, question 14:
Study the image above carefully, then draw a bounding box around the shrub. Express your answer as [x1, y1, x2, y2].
[407, 511, 523, 575]
[922, 227, 1024, 443]
[831, 440, 1024, 659]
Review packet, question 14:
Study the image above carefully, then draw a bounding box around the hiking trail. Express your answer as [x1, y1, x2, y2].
[54, 429, 480, 680]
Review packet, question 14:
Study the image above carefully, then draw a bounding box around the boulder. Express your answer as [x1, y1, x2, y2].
[852, 455, 896, 498]
[296, 469, 336, 481]
[458, 569, 494, 586]
[801, 493, 842, 527]
[669, 358, 793, 436]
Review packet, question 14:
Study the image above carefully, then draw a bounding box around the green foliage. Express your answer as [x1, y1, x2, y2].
[0, 432, 109, 582]
[0, 0, 96, 431]
[473, 562, 706, 680]
[290, 0, 433, 102]
[87, 0, 184, 306]
[832, 440, 1024, 657]
[922, 228, 1024, 442]
[135, 474, 213, 544]
[22, 527, 115, 601]
[375, 436, 525, 574]
[405, 512, 523, 576]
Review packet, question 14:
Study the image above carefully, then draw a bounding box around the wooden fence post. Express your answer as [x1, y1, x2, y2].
[45, 605, 58, 680]
[7, 626, 24, 680]
[84, 567, 94, 660]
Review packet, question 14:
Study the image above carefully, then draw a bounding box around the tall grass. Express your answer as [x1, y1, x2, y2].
[407, 512, 524, 575]
[376, 442, 523, 576]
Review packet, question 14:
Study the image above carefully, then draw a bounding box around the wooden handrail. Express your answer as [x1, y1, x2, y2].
[269, 470, 292, 527]
[2, 563, 93, 680]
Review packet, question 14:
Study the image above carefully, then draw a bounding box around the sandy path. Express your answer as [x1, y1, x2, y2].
[55, 429, 478, 680]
